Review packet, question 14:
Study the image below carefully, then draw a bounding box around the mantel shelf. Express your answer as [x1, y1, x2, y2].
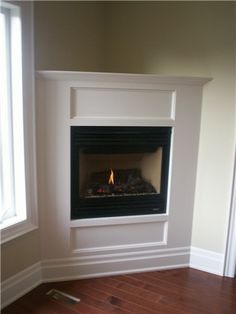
[36, 70, 212, 86]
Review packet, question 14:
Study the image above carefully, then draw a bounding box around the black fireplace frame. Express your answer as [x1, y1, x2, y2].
[71, 126, 172, 219]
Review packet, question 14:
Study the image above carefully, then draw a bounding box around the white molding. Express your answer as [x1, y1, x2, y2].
[190, 247, 224, 276]
[224, 146, 236, 277]
[70, 116, 175, 127]
[0, 220, 38, 244]
[3, 246, 227, 309]
[42, 246, 190, 282]
[1, 246, 189, 308]
[42, 264, 189, 284]
[36, 70, 211, 86]
[70, 213, 168, 228]
[21, 0, 38, 231]
[1, 262, 42, 309]
[72, 241, 168, 255]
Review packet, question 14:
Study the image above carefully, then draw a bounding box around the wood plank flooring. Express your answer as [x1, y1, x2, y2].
[2, 268, 236, 314]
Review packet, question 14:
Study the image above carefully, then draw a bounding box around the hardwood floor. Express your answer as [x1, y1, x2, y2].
[2, 268, 236, 314]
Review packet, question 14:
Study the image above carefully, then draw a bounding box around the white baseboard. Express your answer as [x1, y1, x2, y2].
[1, 262, 42, 309]
[1, 246, 189, 308]
[41, 246, 190, 282]
[190, 246, 224, 276]
[1, 246, 225, 309]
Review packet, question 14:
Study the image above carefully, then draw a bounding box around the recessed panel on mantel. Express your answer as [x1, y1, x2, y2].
[70, 87, 175, 120]
[71, 221, 166, 251]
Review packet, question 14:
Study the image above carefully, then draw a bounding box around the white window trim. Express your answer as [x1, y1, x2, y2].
[0, 1, 38, 243]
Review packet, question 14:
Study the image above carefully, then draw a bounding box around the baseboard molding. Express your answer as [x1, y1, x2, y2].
[1, 246, 189, 309]
[2, 246, 225, 309]
[1, 262, 42, 309]
[190, 246, 224, 276]
[41, 246, 190, 282]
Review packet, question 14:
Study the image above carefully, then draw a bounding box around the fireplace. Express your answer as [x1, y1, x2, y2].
[38, 71, 209, 279]
[71, 126, 171, 219]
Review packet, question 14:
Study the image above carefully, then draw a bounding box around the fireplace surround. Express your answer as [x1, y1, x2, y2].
[36, 71, 210, 280]
[71, 126, 171, 219]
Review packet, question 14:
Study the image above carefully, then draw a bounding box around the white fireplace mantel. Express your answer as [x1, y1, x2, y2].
[36, 71, 211, 281]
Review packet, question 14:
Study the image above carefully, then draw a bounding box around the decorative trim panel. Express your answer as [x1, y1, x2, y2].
[71, 221, 168, 251]
[70, 87, 176, 121]
[70, 213, 168, 227]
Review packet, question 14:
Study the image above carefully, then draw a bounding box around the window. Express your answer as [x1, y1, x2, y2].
[0, 2, 37, 242]
[0, 2, 26, 224]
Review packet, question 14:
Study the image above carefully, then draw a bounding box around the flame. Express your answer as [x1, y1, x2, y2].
[108, 169, 114, 185]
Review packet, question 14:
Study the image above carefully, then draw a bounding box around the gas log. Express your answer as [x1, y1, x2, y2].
[84, 168, 156, 198]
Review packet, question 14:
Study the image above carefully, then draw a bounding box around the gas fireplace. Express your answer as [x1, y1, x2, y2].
[71, 126, 171, 219]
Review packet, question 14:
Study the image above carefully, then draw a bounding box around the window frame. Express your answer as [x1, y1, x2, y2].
[0, 5, 16, 223]
[0, 1, 38, 243]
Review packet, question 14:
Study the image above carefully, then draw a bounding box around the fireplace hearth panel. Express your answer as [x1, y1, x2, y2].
[71, 126, 171, 219]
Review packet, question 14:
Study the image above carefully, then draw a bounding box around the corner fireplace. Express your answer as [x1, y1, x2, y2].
[71, 126, 171, 219]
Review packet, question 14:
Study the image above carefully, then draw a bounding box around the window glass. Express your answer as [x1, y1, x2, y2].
[0, 3, 26, 225]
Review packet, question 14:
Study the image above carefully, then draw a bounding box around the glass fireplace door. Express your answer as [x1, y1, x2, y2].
[71, 126, 171, 219]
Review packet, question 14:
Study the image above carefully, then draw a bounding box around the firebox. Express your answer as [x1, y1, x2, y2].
[71, 126, 171, 219]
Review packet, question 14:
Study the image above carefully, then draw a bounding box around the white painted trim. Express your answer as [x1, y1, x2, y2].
[3, 246, 228, 309]
[224, 147, 236, 277]
[0, 220, 38, 244]
[21, 0, 38, 232]
[190, 247, 224, 276]
[42, 264, 189, 283]
[43, 246, 190, 265]
[72, 241, 168, 255]
[1, 247, 189, 308]
[70, 213, 168, 227]
[36, 70, 211, 86]
[42, 246, 190, 282]
[70, 116, 175, 127]
[1, 262, 42, 309]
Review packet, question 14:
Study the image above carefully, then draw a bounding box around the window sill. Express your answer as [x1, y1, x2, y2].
[0, 218, 38, 244]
